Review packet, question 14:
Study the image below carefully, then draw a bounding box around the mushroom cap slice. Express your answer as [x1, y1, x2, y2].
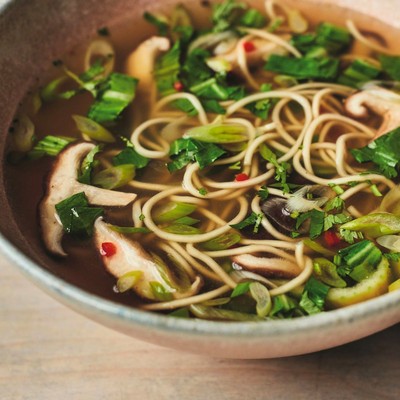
[39, 142, 137, 256]
[94, 218, 202, 301]
[345, 88, 400, 139]
[125, 36, 170, 124]
[232, 253, 301, 279]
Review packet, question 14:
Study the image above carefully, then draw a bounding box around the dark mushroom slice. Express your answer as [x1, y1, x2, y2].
[94, 218, 202, 302]
[39, 142, 137, 256]
[232, 253, 301, 279]
[345, 87, 400, 139]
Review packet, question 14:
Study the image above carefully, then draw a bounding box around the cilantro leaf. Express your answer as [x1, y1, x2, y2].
[350, 127, 400, 179]
[230, 212, 263, 233]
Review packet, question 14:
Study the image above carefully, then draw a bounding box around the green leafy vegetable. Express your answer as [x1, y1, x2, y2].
[239, 8, 267, 28]
[337, 59, 381, 88]
[230, 212, 263, 233]
[55, 192, 104, 237]
[88, 73, 138, 123]
[379, 55, 400, 81]
[300, 276, 330, 314]
[168, 138, 226, 172]
[108, 225, 151, 234]
[350, 127, 400, 179]
[265, 54, 340, 80]
[211, 0, 247, 32]
[313, 257, 346, 288]
[112, 140, 149, 169]
[336, 240, 382, 282]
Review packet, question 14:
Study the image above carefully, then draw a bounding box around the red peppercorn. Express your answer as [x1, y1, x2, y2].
[243, 41, 256, 53]
[235, 173, 249, 181]
[324, 230, 341, 247]
[100, 242, 117, 257]
[174, 81, 184, 91]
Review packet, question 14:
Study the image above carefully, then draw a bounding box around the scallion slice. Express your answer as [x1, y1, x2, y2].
[73, 115, 116, 143]
[249, 282, 272, 318]
[153, 202, 197, 224]
[183, 123, 247, 143]
[199, 232, 241, 251]
[116, 271, 143, 293]
[92, 165, 135, 189]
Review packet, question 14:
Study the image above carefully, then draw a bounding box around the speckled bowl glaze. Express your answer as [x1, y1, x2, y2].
[1, 0, 399, 359]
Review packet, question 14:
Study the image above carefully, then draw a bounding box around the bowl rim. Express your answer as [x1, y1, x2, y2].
[1, 230, 399, 337]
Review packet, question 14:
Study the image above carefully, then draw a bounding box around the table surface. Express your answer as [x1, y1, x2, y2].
[1, 253, 399, 400]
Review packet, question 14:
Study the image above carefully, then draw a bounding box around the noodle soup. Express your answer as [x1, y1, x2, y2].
[5, 0, 400, 320]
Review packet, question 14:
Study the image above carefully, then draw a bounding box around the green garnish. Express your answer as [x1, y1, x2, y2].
[28, 135, 75, 159]
[230, 212, 263, 233]
[257, 185, 270, 201]
[88, 73, 138, 123]
[183, 123, 247, 143]
[379, 55, 400, 81]
[168, 138, 226, 172]
[265, 54, 340, 80]
[112, 139, 149, 169]
[211, 0, 247, 32]
[230, 281, 251, 298]
[149, 281, 173, 301]
[153, 201, 197, 224]
[313, 258, 346, 288]
[72, 115, 116, 143]
[249, 282, 272, 318]
[55, 192, 103, 237]
[336, 240, 382, 282]
[199, 232, 241, 251]
[92, 164, 135, 189]
[384, 252, 400, 261]
[162, 224, 202, 235]
[259, 144, 291, 193]
[295, 209, 325, 239]
[337, 59, 381, 88]
[78, 144, 102, 184]
[300, 276, 330, 315]
[350, 127, 400, 178]
[108, 225, 151, 234]
[143, 11, 169, 36]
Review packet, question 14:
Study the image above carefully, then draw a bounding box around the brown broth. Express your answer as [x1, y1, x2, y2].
[4, 1, 400, 309]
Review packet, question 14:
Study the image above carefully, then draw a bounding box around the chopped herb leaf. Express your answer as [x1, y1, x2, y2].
[323, 213, 351, 231]
[231, 212, 263, 233]
[324, 196, 345, 212]
[295, 209, 325, 239]
[350, 127, 400, 179]
[259, 144, 291, 192]
[339, 228, 363, 244]
[55, 192, 104, 237]
[257, 185, 270, 201]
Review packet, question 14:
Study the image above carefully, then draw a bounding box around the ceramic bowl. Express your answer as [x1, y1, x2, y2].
[1, 0, 399, 359]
